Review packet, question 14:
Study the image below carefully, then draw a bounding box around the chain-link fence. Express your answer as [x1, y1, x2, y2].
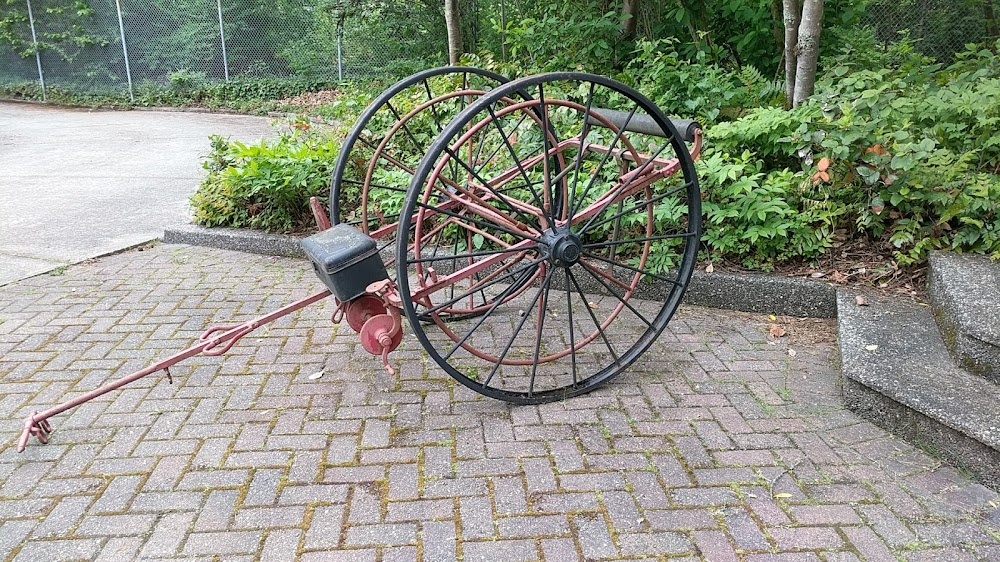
[3, 0, 997, 101]
[0, 0, 437, 101]
[862, 0, 998, 62]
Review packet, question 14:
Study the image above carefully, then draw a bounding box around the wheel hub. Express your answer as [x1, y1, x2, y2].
[541, 227, 582, 268]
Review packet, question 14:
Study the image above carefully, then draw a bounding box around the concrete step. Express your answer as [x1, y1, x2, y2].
[837, 290, 1000, 489]
[928, 251, 1000, 381]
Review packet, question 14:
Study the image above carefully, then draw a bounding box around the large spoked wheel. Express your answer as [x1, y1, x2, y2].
[397, 72, 702, 403]
[330, 66, 511, 281]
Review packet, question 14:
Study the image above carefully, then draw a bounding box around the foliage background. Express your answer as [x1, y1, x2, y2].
[3, 0, 998, 273]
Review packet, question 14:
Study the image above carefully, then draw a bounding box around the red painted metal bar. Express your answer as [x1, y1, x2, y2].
[17, 288, 332, 453]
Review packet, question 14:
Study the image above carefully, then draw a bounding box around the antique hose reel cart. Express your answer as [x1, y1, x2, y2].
[17, 67, 703, 452]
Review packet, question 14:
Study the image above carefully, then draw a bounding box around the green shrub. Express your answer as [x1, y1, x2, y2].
[184, 40, 1000, 273]
[700, 41, 1000, 267]
[622, 39, 783, 125]
[190, 119, 345, 232]
[491, 0, 629, 75]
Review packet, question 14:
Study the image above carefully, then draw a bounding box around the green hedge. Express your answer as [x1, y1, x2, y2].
[189, 40, 1000, 272]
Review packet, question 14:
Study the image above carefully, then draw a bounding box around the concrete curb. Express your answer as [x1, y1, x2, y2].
[927, 251, 1000, 379]
[837, 289, 1000, 490]
[2, 97, 316, 122]
[163, 224, 305, 259]
[162, 224, 838, 318]
[686, 270, 836, 318]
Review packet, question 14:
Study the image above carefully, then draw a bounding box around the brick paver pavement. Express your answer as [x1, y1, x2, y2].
[1, 244, 998, 561]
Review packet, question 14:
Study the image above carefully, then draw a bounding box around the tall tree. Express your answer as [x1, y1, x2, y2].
[783, 0, 824, 107]
[622, 0, 639, 39]
[782, 0, 800, 105]
[444, 0, 463, 64]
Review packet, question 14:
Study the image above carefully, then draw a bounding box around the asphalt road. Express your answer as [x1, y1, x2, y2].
[0, 102, 274, 286]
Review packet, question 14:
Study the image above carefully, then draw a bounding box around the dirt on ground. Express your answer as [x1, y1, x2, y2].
[276, 89, 343, 109]
[699, 237, 928, 301]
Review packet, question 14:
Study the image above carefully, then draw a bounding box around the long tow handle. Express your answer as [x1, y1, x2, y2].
[17, 289, 331, 453]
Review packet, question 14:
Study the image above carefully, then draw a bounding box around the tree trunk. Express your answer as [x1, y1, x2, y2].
[985, 0, 1000, 46]
[782, 0, 800, 106]
[792, 0, 823, 107]
[444, 0, 463, 65]
[622, 0, 639, 39]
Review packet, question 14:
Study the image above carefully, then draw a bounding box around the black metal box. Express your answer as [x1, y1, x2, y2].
[301, 224, 388, 302]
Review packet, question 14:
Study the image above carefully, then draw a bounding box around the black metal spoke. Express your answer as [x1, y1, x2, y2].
[472, 112, 531, 178]
[418, 225, 450, 286]
[567, 81, 596, 222]
[461, 71, 469, 110]
[422, 78, 462, 183]
[422, 79, 445, 134]
[408, 245, 535, 265]
[578, 262, 653, 329]
[416, 256, 545, 318]
[482, 266, 554, 388]
[567, 268, 620, 364]
[581, 181, 691, 234]
[574, 103, 638, 215]
[385, 100, 427, 157]
[437, 135, 542, 231]
[443, 263, 538, 361]
[538, 82, 556, 227]
[340, 178, 409, 193]
[580, 251, 682, 288]
[582, 231, 697, 250]
[564, 268, 578, 387]
[527, 271, 553, 397]
[580, 141, 674, 233]
[486, 104, 546, 212]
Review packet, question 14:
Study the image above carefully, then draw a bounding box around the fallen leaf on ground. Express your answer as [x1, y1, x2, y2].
[855, 295, 868, 306]
[308, 371, 324, 380]
[831, 271, 849, 284]
[769, 324, 786, 338]
[705, 263, 715, 273]
[810, 272, 827, 279]
[769, 314, 777, 321]
[774, 493, 793, 499]
[865, 344, 879, 352]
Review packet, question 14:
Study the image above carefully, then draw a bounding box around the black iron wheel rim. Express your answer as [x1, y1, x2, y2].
[329, 66, 511, 227]
[396, 72, 702, 404]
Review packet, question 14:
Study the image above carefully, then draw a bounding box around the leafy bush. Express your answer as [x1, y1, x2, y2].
[185, 37, 1000, 277]
[701, 41, 1000, 267]
[492, 0, 629, 75]
[190, 119, 344, 232]
[134, 76, 342, 111]
[622, 39, 783, 124]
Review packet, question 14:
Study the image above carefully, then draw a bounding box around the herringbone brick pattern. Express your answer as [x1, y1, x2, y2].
[1, 244, 997, 561]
